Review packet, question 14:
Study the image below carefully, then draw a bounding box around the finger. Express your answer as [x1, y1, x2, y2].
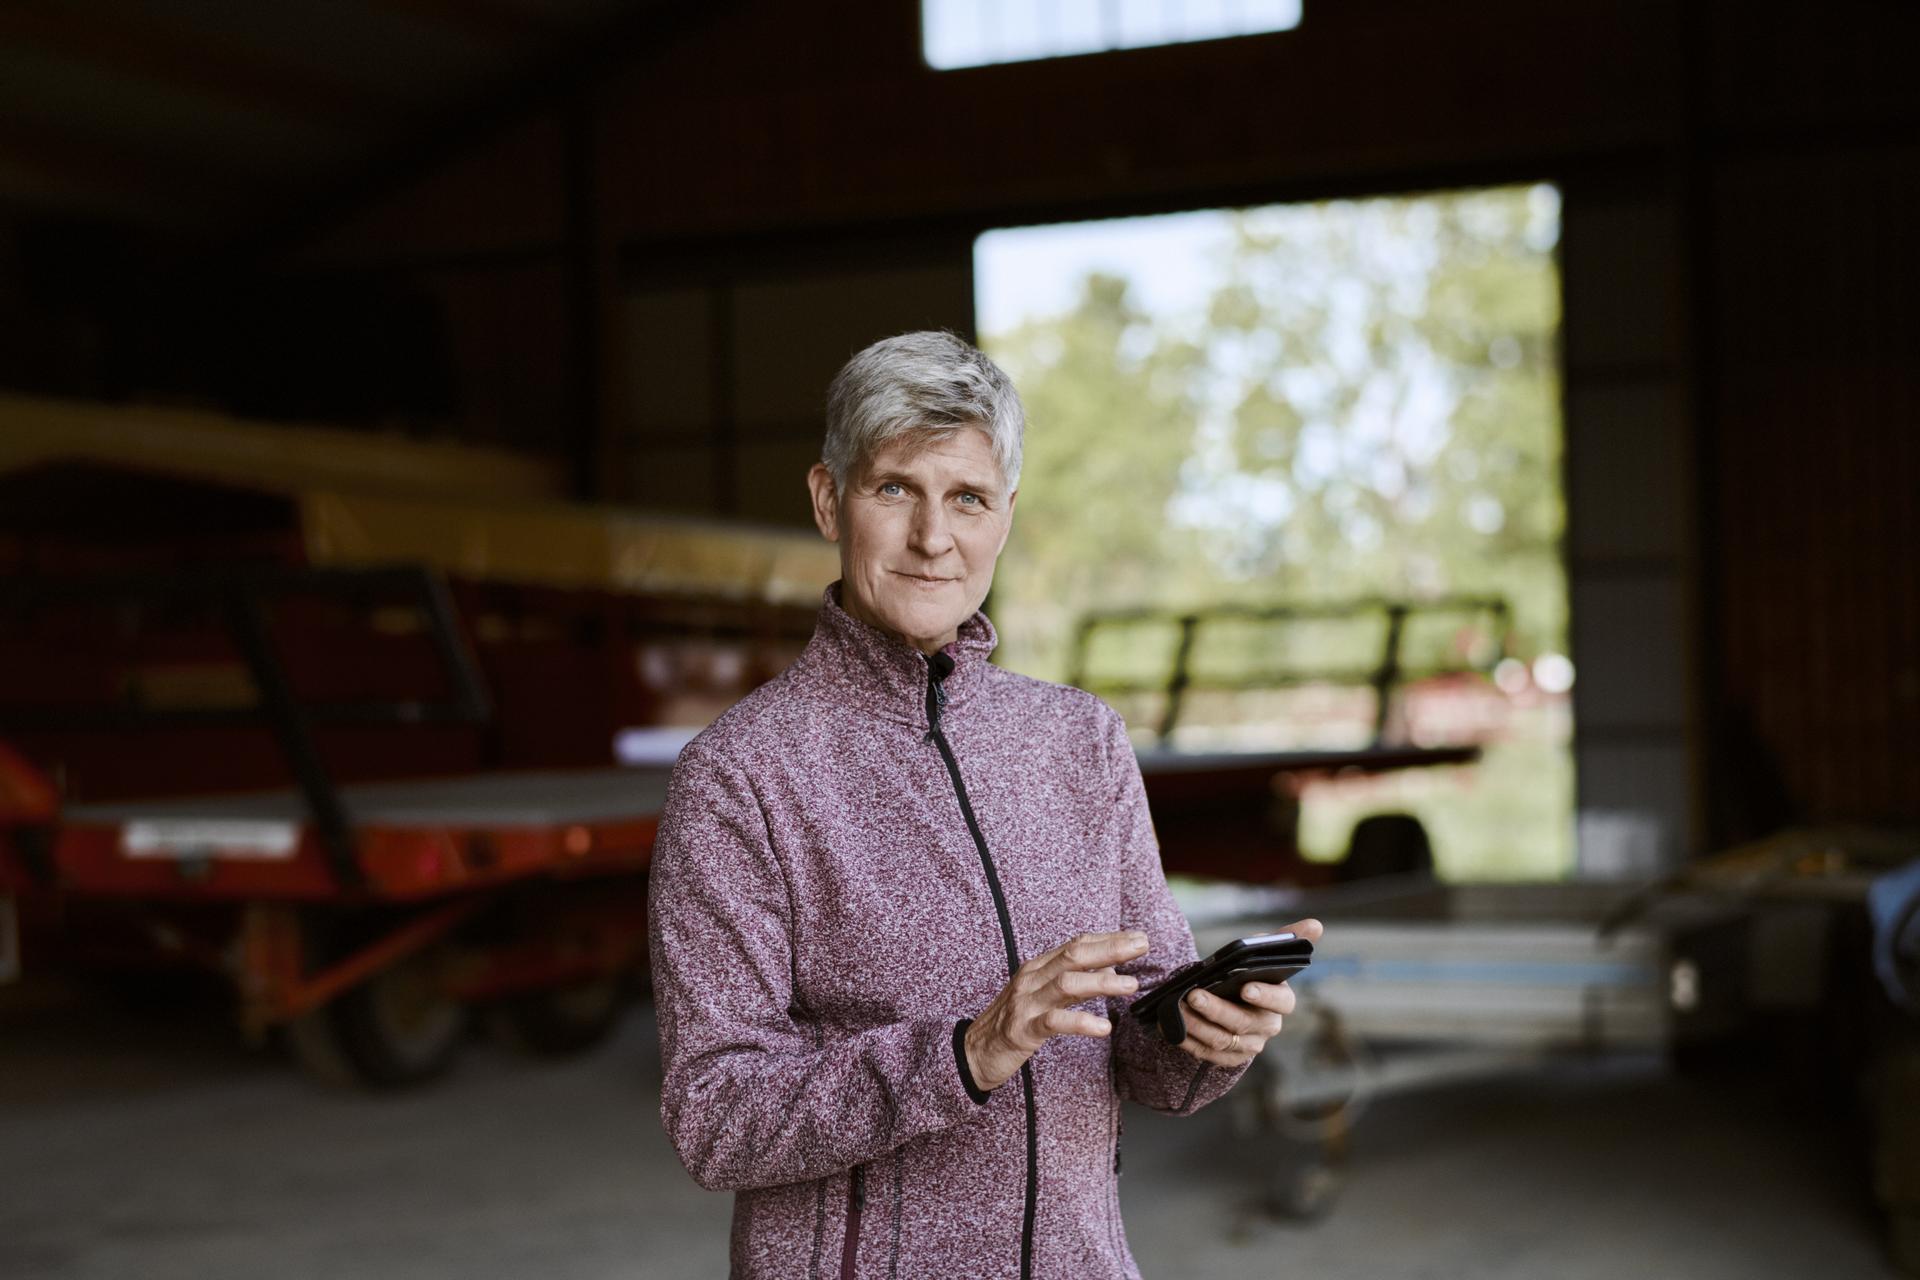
[1175, 1029, 1253, 1067]
[1202, 988, 1287, 1038]
[1038, 1007, 1113, 1039]
[1185, 987, 1261, 1033]
[1183, 1009, 1273, 1062]
[1237, 981, 1297, 1017]
[1281, 917, 1324, 944]
[1015, 936, 1094, 990]
[1175, 1006, 1238, 1052]
[1024, 932, 1118, 976]
[1055, 969, 1139, 1001]
[1047, 931, 1150, 975]
[1243, 1012, 1285, 1039]
[1174, 1035, 1224, 1065]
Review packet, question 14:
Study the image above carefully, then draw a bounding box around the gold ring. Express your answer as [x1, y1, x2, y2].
[1226, 1033, 1242, 1055]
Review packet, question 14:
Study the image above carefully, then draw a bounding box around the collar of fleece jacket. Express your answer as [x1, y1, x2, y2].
[798, 580, 999, 730]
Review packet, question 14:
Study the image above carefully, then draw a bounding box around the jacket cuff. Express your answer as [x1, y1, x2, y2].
[953, 1018, 992, 1105]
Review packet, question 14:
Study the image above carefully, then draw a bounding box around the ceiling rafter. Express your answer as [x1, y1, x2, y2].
[0, 115, 292, 217]
[347, 0, 589, 48]
[0, 2, 390, 131]
[0, 0, 726, 244]
[247, 0, 734, 257]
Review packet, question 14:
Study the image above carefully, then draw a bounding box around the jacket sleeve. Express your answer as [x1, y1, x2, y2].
[1097, 707, 1252, 1114]
[648, 743, 989, 1192]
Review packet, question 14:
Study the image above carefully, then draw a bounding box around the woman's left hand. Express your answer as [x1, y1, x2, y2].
[1172, 916, 1321, 1068]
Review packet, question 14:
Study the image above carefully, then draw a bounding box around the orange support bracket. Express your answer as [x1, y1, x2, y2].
[239, 895, 488, 1036]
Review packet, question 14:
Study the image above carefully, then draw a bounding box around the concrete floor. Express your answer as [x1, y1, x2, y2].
[0, 976, 1902, 1280]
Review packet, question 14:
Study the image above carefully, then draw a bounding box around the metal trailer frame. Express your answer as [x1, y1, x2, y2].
[1075, 596, 1509, 886]
[42, 767, 671, 1038]
[0, 565, 676, 1086]
[1183, 876, 1752, 1218]
[1, 564, 492, 892]
[1070, 595, 1512, 745]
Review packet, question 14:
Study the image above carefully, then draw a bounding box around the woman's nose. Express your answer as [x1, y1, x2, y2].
[908, 503, 955, 554]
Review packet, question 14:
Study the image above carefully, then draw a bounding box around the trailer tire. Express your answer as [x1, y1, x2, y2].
[334, 953, 469, 1088]
[286, 950, 469, 1090]
[1337, 812, 1434, 882]
[1268, 1158, 1345, 1222]
[283, 1004, 363, 1090]
[489, 976, 626, 1057]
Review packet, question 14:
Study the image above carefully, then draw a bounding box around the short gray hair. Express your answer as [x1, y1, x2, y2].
[823, 331, 1024, 493]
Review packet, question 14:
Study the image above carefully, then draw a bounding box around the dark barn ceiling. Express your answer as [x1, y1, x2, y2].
[0, 0, 667, 242]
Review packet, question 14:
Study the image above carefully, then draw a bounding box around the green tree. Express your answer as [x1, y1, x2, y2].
[990, 272, 1211, 679]
[990, 185, 1565, 678]
[983, 185, 1572, 880]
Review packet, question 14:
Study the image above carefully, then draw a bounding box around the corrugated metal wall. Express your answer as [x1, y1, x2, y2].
[1709, 145, 1920, 828]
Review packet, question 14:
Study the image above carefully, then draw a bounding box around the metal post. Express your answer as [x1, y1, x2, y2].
[1158, 613, 1201, 743]
[1370, 604, 1408, 747]
[224, 591, 362, 891]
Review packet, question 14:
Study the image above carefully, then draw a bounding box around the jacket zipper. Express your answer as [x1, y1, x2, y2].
[839, 1164, 865, 1280]
[1106, 1079, 1127, 1266]
[925, 652, 1037, 1280]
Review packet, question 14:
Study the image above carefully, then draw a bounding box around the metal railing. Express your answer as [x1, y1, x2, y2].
[0, 564, 492, 890]
[1067, 596, 1512, 745]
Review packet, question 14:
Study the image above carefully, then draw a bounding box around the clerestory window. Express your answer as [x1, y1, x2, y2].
[922, 0, 1302, 71]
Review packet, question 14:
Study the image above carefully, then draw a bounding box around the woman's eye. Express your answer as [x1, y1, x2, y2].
[957, 493, 980, 506]
[879, 483, 904, 497]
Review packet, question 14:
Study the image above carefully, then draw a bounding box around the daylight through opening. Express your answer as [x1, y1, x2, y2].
[976, 184, 1571, 881]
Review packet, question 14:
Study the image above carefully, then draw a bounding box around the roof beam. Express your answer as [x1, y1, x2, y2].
[347, 0, 583, 47]
[247, 0, 729, 256]
[0, 117, 293, 232]
[0, 3, 391, 131]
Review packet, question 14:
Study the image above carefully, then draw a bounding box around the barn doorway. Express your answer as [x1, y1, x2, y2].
[976, 184, 1572, 880]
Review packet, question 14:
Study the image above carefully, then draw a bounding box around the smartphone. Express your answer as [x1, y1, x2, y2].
[1129, 931, 1313, 1046]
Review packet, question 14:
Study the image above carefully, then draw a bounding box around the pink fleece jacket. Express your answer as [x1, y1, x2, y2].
[648, 584, 1246, 1279]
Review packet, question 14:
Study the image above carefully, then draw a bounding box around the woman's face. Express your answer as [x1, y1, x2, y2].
[807, 428, 1016, 654]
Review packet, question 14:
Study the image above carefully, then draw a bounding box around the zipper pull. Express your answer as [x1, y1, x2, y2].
[852, 1164, 866, 1209]
[924, 652, 953, 742]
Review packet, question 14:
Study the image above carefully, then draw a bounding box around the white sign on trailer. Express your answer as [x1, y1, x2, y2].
[122, 820, 299, 860]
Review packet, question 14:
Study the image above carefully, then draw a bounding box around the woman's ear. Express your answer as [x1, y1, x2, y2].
[806, 463, 841, 542]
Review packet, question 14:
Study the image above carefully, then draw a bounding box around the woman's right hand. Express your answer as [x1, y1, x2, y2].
[962, 931, 1151, 1092]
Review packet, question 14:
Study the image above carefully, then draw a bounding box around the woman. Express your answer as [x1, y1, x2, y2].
[648, 330, 1320, 1279]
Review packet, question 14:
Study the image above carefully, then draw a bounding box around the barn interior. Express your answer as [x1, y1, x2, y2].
[1, 2, 1917, 1277]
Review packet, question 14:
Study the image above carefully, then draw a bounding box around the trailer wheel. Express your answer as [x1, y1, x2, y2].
[286, 949, 469, 1089]
[283, 1004, 362, 1090]
[489, 976, 627, 1057]
[1337, 812, 1434, 882]
[1268, 1158, 1345, 1222]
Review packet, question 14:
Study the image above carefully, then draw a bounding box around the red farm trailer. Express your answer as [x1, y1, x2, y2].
[0, 412, 834, 1088]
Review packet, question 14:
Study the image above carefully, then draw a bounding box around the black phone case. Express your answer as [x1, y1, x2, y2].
[1129, 932, 1313, 1047]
